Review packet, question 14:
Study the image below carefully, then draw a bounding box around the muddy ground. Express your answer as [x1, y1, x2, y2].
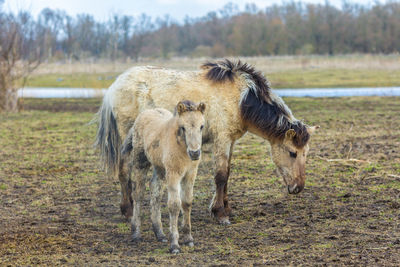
[0, 97, 399, 266]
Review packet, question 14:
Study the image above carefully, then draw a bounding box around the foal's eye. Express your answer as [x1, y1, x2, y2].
[200, 125, 204, 130]
[289, 151, 297, 158]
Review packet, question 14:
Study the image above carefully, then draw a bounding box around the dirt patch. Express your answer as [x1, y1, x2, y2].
[0, 97, 399, 265]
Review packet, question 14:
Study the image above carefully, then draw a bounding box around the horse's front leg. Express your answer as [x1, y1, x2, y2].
[167, 173, 182, 254]
[210, 141, 234, 225]
[180, 167, 197, 247]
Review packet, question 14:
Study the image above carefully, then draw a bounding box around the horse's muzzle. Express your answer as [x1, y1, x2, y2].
[287, 183, 304, 194]
[188, 150, 201, 161]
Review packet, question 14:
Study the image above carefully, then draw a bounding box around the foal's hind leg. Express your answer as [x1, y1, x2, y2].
[150, 168, 167, 242]
[131, 160, 149, 242]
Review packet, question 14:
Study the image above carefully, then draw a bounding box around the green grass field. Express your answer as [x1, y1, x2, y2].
[25, 55, 400, 89]
[1, 97, 399, 265]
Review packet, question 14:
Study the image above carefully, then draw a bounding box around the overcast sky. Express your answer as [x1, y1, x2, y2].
[4, 0, 378, 21]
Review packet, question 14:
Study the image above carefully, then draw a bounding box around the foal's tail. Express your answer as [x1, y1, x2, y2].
[93, 93, 121, 177]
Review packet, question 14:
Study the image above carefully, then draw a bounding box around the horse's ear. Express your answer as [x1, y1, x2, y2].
[197, 102, 206, 114]
[177, 101, 186, 115]
[307, 125, 320, 135]
[285, 129, 296, 140]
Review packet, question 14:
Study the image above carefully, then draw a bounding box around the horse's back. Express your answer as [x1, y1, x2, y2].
[108, 65, 244, 142]
[108, 67, 200, 137]
[134, 108, 172, 142]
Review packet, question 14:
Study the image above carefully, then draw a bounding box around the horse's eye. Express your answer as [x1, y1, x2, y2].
[289, 151, 297, 158]
[180, 126, 185, 132]
[200, 125, 204, 130]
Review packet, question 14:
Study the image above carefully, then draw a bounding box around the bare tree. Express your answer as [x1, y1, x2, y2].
[0, 11, 41, 112]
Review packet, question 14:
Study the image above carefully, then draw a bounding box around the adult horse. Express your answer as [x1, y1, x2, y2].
[95, 59, 318, 224]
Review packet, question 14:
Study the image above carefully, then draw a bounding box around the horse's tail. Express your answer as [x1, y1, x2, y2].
[93, 93, 121, 177]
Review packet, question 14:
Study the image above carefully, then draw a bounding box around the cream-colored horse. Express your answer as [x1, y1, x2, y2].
[121, 100, 206, 254]
[95, 59, 318, 225]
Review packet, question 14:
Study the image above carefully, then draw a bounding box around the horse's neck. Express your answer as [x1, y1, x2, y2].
[245, 121, 271, 141]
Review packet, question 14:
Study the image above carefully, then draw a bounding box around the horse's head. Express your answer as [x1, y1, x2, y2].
[176, 100, 206, 161]
[270, 126, 319, 194]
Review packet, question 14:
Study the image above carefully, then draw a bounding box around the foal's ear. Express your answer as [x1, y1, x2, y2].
[197, 102, 206, 114]
[285, 129, 296, 140]
[177, 101, 187, 115]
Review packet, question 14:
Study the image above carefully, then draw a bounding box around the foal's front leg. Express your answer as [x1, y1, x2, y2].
[167, 172, 182, 254]
[180, 167, 197, 247]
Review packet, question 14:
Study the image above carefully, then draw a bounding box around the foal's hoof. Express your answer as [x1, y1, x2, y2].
[169, 245, 181, 254]
[183, 238, 194, 247]
[130, 237, 142, 244]
[184, 241, 194, 247]
[130, 232, 142, 243]
[157, 235, 168, 243]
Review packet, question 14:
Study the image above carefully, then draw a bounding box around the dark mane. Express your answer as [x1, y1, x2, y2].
[241, 89, 310, 148]
[202, 59, 271, 101]
[202, 59, 310, 148]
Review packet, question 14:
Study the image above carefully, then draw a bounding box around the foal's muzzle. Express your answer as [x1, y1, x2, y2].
[188, 150, 201, 161]
[287, 183, 304, 194]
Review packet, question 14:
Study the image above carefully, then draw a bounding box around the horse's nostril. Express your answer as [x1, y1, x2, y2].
[288, 184, 300, 194]
[288, 184, 303, 194]
[189, 150, 201, 160]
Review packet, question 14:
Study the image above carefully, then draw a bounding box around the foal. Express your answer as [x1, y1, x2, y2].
[121, 100, 206, 254]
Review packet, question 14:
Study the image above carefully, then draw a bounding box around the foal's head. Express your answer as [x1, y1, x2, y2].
[270, 126, 319, 194]
[175, 100, 206, 161]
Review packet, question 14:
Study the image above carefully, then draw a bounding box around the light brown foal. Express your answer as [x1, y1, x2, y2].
[121, 100, 206, 254]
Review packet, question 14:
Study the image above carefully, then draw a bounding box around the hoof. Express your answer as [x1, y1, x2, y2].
[210, 205, 232, 225]
[218, 216, 231, 225]
[157, 236, 168, 243]
[185, 241, 194, 247]
[131, 228, 142, 243]
[130, 236, 142, 243]
[169, 245, 181, 254]
[120, 203, 133, 220]
[183, 238, 194, 247]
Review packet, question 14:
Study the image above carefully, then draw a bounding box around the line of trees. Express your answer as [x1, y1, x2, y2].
[2, 1, 400, 62]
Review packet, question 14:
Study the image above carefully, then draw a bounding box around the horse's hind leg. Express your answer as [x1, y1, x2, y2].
[150, 167, 167, 242]
[180, 168, 197, 247]
[119, 158, 133, 219]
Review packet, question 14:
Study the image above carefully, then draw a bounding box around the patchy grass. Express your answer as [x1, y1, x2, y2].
[25, 73, 119, 89]
[25, 55, 400, 89]
[0, 97, 399, 265]
[268, 69, 400, 88]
